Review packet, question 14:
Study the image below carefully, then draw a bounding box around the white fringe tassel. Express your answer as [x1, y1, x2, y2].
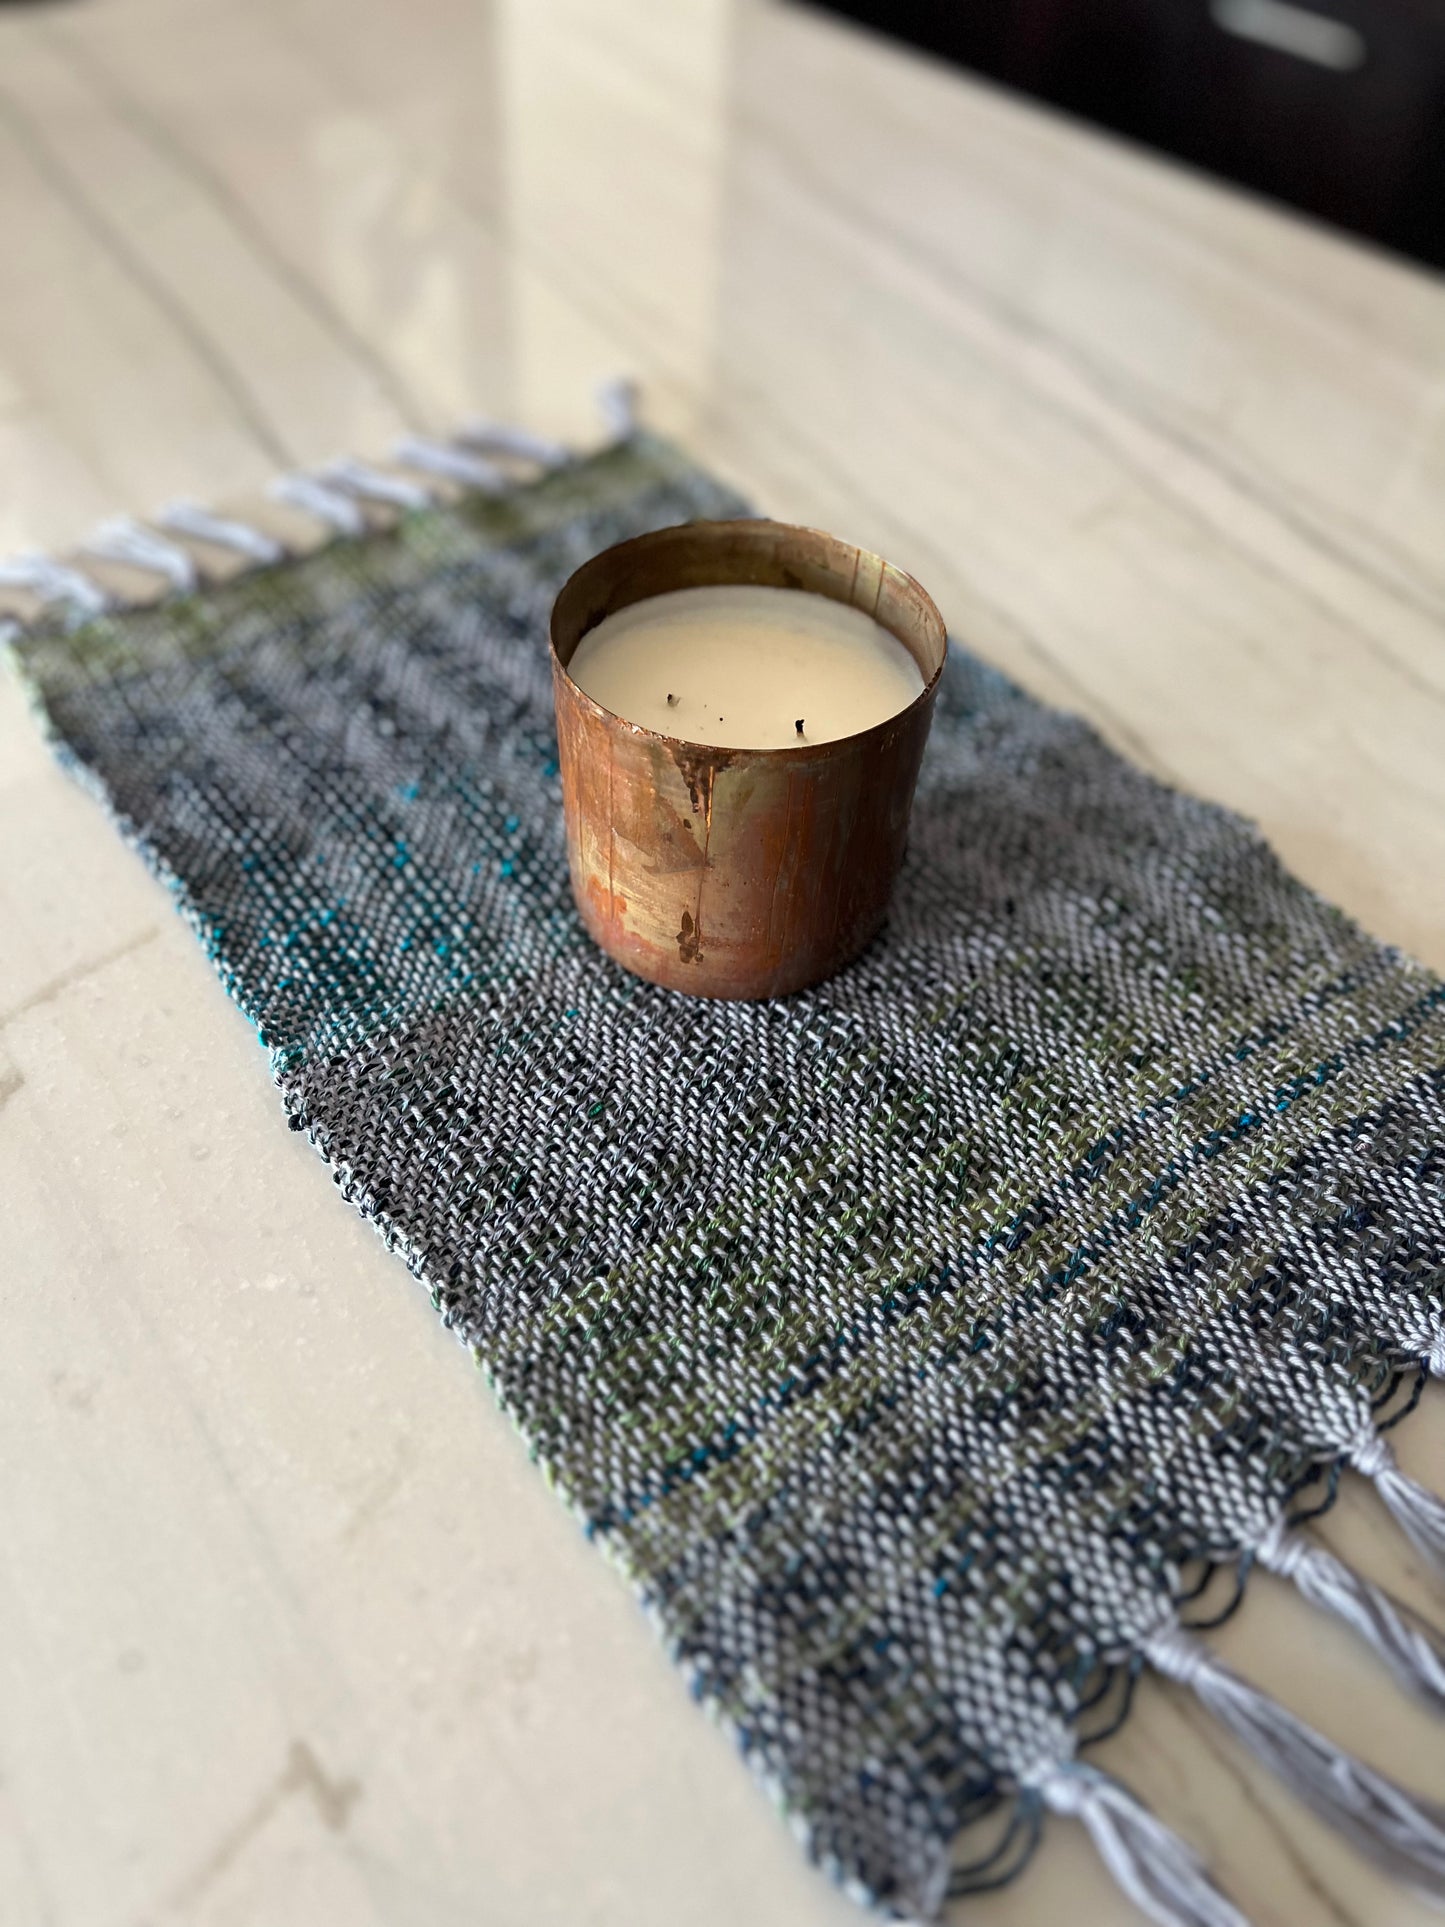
[459, 418, 569, 469]
[157, 501, 284, 564]
[315, 459, 433, 512]
[5, 396, 615, 636]
[1033, 1762, 1249, 1927]
[266, 474, 369, 537]
[1353, 1430, 1445, 1576]
[1146, 1623, 1445, 1893]
[1258, 1516, 1445, 1709]
[392, 436, 508, 493]
[596, 375, 639, 442]
[81, 517, 200, 594]
[0, 552, 110, 618]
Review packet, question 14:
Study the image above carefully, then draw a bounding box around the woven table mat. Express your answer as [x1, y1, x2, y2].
[9, 430, 1445, 1925]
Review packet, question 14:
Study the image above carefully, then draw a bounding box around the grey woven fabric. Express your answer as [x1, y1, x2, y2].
[11, 434, 1445, 1919]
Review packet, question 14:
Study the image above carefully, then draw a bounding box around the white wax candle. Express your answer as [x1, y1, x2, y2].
[566, 584, 924, 750]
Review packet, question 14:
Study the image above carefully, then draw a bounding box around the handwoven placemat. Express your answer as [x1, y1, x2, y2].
[8, 430, 1445, 1925]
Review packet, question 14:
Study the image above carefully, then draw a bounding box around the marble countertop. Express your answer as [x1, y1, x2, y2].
[2, 1, 1443, 1923]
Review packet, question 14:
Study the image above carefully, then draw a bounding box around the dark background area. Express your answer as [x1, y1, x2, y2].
[810, 0, 1445, 271]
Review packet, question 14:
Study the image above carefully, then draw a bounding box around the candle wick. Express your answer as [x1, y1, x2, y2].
[666, 692, 678, 706]
[795, 718, 805, 736]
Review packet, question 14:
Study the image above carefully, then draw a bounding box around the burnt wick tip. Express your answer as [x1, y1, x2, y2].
[795, 718, 805, 736]
[666, 692, 678, 707]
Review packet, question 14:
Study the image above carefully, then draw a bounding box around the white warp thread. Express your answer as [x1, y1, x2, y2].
[596, 376, 639, 442]
[1257, 1516, 1445, 1709]
[157, 501, 284, 564]
[267, 475, 368, 537]
[0, 552, 110, 618]
[459, 418, 568, 468]
[1033, 1763, 1249, 1927]
[81, 518, 200, 594]
[1352, 1430, 1445, 1576]
[5, 404, 603, 636]
[1147, 1623, 1445, 1893]
[316, 459, 433, 512]
[392, 437, 508, 493]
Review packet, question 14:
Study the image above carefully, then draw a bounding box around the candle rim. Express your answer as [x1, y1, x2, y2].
[550, 521, 948, 761]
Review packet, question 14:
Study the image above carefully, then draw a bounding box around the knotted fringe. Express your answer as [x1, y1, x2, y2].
[1146, 1623, 1445, 1893]
[315, 458, 432, 512]
[597, 374, 639, 441]
[0, 552, 110, 617]
[1257, 1515, 1445, 1709]
[81, 518, 200, 593]
[267, 473, 369, 536]
[393, 436, 509, 493]
[1029, 1762, 1249, 1927]
[157, 501, 284, 564]
[1353, 1430, 1445, 1576]
[0, 383, 635, 636]
[458, 417, 569, 469]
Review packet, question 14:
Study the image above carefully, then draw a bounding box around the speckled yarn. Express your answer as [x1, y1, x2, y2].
[12, 435, 1445, 1922]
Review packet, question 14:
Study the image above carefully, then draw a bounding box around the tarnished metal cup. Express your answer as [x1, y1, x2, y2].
[549, 520, 946, 1000]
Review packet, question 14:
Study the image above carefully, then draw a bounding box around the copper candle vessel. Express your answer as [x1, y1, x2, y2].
[549, 520, 947, 1001]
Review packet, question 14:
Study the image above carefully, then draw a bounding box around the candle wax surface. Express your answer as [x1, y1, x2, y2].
[565, 584, 926, 750]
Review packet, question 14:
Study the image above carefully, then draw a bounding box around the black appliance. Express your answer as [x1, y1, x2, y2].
[809, 0, 1445, 270]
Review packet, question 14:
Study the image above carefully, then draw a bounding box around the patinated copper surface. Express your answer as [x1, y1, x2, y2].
[550, 520, 946, 1000]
